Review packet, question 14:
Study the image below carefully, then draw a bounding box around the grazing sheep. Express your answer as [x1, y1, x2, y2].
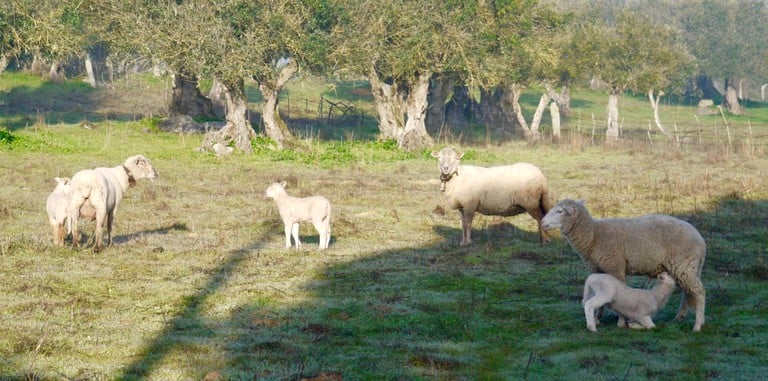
[46, 177, 71, 246]
[431, 147, 552, 245]
[68, 155, 158, 252]
[583, 272, 676, 332]
[265, 181, 332, 250]
[541, 199, 706, 332]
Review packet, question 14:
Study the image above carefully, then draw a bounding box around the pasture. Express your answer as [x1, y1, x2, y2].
[1, 72, 767, 380]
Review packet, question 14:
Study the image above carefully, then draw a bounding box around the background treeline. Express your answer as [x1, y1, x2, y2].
[1, 0, 767, 151]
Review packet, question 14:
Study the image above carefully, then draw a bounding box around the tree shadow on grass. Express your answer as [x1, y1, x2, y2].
[118, 238, 267, 380]
[111, 197, 768, 380]
[112, 222, 191, 245]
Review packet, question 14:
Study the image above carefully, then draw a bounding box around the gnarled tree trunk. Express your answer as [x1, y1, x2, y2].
[259, 59, 298, 149]
[400, 71, 434, 151]
[545, 83, 571, 117]
[606, 90, 620, 142]
[169, 73, 214, 118]
[549, 102, 561, 141]
[0, 55, 8, 74]
[508, 83, 546, 141]
[723, 78, 742, 115]
[426, 74, 454, 135]
[84, 53, 97, 88]
[203, 78, 256, 153]
[647, 89, 671, 141]
[208, 77, 227, 119]
[369, 64, 405, 141]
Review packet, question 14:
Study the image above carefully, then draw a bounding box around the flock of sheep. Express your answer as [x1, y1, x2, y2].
[46, 148, 707, 332]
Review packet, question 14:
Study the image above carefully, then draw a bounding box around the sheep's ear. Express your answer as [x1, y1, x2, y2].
[455, 151, 464, 159]
[430, 151, 440, 158]
[279, 180, 287, 188]
[576, 199, 586, 205]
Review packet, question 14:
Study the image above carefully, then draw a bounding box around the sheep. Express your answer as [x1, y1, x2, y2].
[46, 177, 71, 246]
[265, 181, 332, 250]
[541, 199, 706, 332]
[583, 272, 676, 332]
[431, 147, 552, 245]
[68, 155, 158, 252]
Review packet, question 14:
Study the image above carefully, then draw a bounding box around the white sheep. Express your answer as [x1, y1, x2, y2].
[431, 147, 552, 245]
[541, 199, 706, 332]
[68, 155, 158, 252]
[46, 177, 71, 246]
[265, 181, 332, 250]
[583, 272, 676, 332]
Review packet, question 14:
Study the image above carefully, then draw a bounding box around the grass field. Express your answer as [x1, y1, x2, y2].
[1, 71, 767, 380]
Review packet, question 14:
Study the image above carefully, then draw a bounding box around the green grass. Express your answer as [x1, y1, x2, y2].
[0, 71, 767, 380]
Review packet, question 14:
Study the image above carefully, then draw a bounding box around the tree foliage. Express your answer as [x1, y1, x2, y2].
[570, 9, 694, 95]
[1, 0, 90, 65]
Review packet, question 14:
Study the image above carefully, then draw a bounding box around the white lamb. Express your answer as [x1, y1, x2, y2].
[431, 147, 552, 245]
[542, 198, 707, 331]
[265, 181, 332, 250]
[46, 177, 71, 246]
[583, 272, 676, 332]
[68, 155, 158, 252]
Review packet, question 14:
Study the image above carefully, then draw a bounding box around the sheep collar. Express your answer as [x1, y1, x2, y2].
[122, 165, 137, 187]
[439, 170, 458, 192]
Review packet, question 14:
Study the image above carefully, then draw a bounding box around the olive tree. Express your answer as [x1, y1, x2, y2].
[678, 0, 768, 115]
[471, 0, 572, 141]
[570, 10, 694, 142]
[2, 0, 90, 80]
[331, 0, 476, 151]
[103, 0, 331, 152]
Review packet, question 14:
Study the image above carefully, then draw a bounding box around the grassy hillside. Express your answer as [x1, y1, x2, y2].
[0, 72, 767, 380]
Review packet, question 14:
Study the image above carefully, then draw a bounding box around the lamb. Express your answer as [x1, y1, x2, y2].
[46, 177, 71, 246]
[431, 147, 552, 245]
[582, 272, 676, 332]
[68, 155, 158, 252]
[265, 181, 332, 250]
[541, 199, 706, 332]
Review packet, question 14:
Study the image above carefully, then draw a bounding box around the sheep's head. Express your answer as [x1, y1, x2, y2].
[124, 155, 158, 182]
[265, 181, 287, 199]
[541, 198, 586, 232]
[657, 272, 676, 287]
[431, 147, 463, 182]
[53, 177, 71, 191]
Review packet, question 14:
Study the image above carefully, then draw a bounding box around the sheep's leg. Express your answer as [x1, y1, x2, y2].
[58, 223, 66, 246]
[526, 206, 549, 244]
[674, 270, 706, 332]
[69, 201, 82, 249]
[324, 217, 331, 249]
[283, 222, 293, 249]
[584, 297, 609, 332]
[291, 223, 302, 249]
[631, 316, 655, 329]
[93, 211, 105, 253]
[51, 224, 59, 245]
[312, 220, 326, 250]
[106, 211, 114, 247]
[617, 315, 628, 328]
[459, 210, 474, 246]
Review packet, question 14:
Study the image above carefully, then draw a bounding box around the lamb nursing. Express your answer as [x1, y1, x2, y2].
[541, 199, 707, 331]
[431, 147, 552, 245]
[583, 272, 676, 332]
[46, 177, 71, 246]
[265, 181, 332, 250]
[68, 155, 158, 252]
